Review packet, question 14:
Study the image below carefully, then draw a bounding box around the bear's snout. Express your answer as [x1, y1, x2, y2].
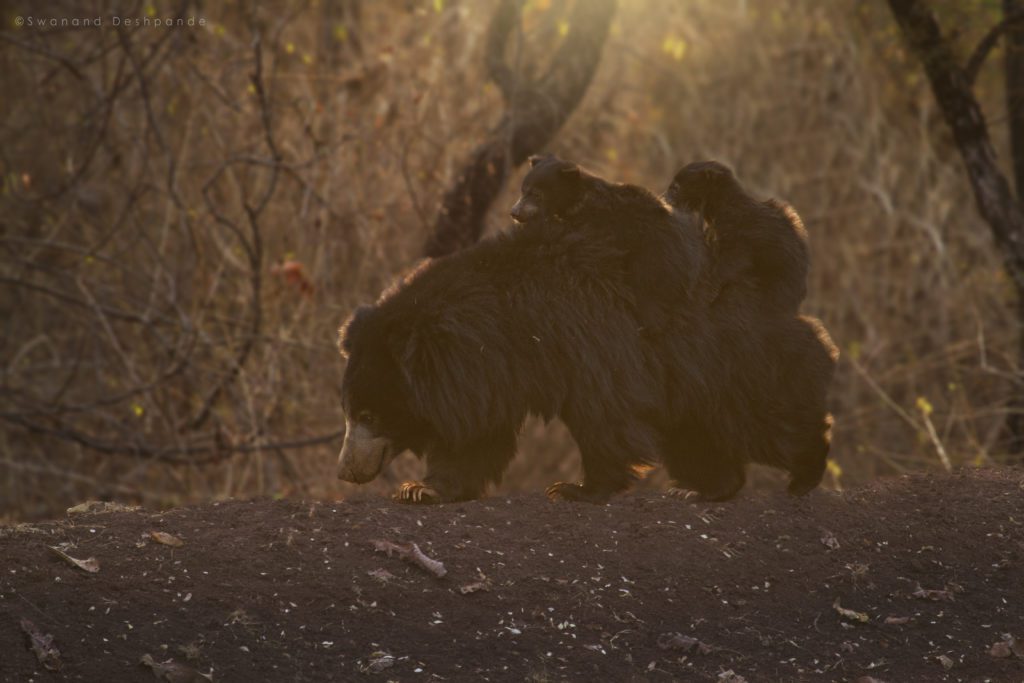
[337, 419, 391, 483]
[510, 197, 537, 223]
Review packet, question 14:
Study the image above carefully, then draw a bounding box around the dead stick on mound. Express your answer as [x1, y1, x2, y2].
[371, 539, 447, 578]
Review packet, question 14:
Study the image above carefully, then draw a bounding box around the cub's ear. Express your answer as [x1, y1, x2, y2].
[702, 161, 734, 181]
[338, 305, 374, 358]
[559, 163, 581, 179]
[529, 154, 552, 168]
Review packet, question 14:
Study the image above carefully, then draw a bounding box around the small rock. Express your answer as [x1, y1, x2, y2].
[990, 634, 1022, 658]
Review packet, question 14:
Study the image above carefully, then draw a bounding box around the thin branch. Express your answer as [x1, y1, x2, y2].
[1, 412, 344, 465]
[188, 35, 278, 432]
[964, 9, 1024, 86]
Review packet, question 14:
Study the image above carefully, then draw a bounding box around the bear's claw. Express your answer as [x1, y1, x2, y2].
[668, 486, 738, 503]
[394, 481, 441, 504]
[545, 482, 610, 504]
[667, 487, 700, 500]
[546, 481, 582, 501]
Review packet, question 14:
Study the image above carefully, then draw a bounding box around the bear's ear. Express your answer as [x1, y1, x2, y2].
[529, 154, 552, 168]
[338, 305, 374, 358]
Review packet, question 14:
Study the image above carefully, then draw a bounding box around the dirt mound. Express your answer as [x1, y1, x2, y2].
[2, 468, 1022, 682]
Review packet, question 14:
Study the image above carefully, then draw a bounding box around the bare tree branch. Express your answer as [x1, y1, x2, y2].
[888, 0, 1024, 281]
[0, 412, 343, 465]
[187, 35, 277, 432]
[964, 8, 1024, 86]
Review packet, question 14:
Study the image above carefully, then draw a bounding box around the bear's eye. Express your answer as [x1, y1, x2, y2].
[357, 411, 378, 428]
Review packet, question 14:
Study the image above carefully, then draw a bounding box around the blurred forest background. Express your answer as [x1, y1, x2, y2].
[1, 0, 1022, 520]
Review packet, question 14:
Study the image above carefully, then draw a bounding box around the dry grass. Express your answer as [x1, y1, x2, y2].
[0, 0, 1017, 519]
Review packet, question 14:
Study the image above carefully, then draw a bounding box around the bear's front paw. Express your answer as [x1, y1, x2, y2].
[394, 481, 441, 504]
[545, 482, 610, 504]
[545, 482, 578, 501]
[667, 487, 700, 501]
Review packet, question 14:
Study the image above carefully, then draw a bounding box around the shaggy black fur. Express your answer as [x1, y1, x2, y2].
[665, 160, 809, 314]
[339, 207, 837, 503]
[511, 154, 706, 332]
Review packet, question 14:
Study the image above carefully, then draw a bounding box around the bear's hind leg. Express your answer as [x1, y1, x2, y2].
[663, 422, 746, 502]
[784, 414, 832, 496]
[549, 418, 659, 503]
[395, 430, 517, 504]
[668, 463, 746, 502]
[665, 451, 746, 502]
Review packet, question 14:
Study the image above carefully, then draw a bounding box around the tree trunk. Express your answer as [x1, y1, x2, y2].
[424, 0, 616, 258]
[1004, 0, 1024, 453]
[888, 0, 1024, 458]
[1008, 0, 1024, 193]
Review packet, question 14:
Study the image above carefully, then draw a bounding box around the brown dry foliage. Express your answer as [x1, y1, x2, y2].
[0, 0, 1017, 519]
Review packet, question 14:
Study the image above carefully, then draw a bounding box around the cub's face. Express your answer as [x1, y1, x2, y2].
[510, 154, 582, 223]
[664, 160, 734, 210]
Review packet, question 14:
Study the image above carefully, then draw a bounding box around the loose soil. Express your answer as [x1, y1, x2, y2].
[1, 468, 1023, 682]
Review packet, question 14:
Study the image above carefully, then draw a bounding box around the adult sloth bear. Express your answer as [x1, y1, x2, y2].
[338, 221, 671, 503]
[337, 212, 837, 503]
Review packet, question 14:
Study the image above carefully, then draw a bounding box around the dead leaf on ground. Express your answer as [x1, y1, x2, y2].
[884, 616, 910, 625]
[820, 530, 840, 551]
[140, 653, 213, 682]
[49, 545, 99, 573]
[912, 586, 954, 602]
[856, 677, 889, 683]
[367, 568, 397, 584]
[67, 501, 140, 515]
[360, 651, 395, 674]
[150, 531, 184, 547]
[459, 580, 490, 594]
[20, 619, 61, 671]
[459, 571, 492, 595]
[936, 654, 954, 670]
[833, 598, 869, 623]
[657, 632, 712, 654]
[717, 670, 747, 683]
[226, 609, 257, 627]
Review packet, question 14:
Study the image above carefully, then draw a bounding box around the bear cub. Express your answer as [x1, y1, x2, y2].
[511, 154, 704, 332]
[665, 161, 809, 314]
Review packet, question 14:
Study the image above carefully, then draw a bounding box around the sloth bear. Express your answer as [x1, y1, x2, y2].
[338, 220, 670, 503]
[337, 206, 838, 503]
[664, 160, 809, 314]
[511, 154, 706, 331]
[507, 155, 834, 498]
